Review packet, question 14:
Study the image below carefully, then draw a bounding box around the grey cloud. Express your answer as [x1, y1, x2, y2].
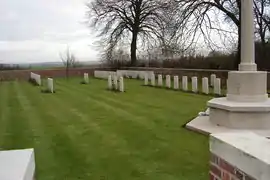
[0, 0, 98, 63]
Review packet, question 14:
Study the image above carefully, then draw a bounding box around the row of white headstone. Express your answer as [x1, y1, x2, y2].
[108, 75, 125, 92]
[144, 74, 222, 95]
[30, 72, 41, 86]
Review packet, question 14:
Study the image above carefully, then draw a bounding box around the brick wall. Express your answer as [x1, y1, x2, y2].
[210, 153, 256, 180]
[210, 132, 270, 180]
[0, 67, 113, 81]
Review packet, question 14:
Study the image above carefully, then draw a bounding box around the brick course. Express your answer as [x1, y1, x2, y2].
[210, 153, 256, 180]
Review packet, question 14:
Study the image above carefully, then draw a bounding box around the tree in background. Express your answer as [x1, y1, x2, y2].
[60, 47, 77, 79]
[87, 0, 174, 66]
[174, 0, 270, 69]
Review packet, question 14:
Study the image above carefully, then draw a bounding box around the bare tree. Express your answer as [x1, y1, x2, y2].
[87, 0, 174, 66]
[174, 0, 270, 69]
[60, 47, 77, 79]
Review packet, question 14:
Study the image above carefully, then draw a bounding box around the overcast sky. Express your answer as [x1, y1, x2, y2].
[0, 0, 98, 63]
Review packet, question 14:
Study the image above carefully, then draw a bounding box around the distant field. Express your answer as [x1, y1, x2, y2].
[0, 78, 210, 180]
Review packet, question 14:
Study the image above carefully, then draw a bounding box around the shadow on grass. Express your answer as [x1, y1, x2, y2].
[41, 89, 56, 94]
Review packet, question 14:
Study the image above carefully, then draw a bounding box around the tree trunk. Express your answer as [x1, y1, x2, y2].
[234, 27, 241, 70]
[130, 31, 138, 66]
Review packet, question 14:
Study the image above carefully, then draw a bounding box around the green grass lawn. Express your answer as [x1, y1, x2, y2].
[0, 78, 211, 180]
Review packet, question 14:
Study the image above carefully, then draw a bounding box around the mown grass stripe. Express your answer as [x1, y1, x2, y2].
[55, 79, 209, 179]
[0, 82, 11, 147]
[18, 81, 94, 180]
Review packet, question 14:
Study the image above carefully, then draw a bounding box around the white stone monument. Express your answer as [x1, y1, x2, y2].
[144, 73, 149, 86]
[0, 149, 35, 180]
[108, 75, 112, 90]
[174, 76, 179, 90]
[158, 75, 163, 87]
[202, 77, 209, 94]
[47, 78, 54, 93]
[207, 0, 270, 129]
[182, 76, 188, 91]
[214, 78, 221, 95]
[150, 73, 155, 86]
[84, 73, 89, 84]
[166, 75, 171, 88]
[191, 77, 198, 93]
[119, 77, 124, 92]
[113, 75, 118, 90]
[210, 74, 216, 87]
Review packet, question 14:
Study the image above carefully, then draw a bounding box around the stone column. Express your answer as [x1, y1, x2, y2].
[239, 0, 257, 71]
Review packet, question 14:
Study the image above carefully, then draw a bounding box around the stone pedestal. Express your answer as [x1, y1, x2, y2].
[227, 71, 268, 102]
[208, 71, 270, 129]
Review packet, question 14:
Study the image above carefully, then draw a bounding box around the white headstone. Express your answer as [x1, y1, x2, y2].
[202, 77, 209, 94]
[174, 76, 179, 90]
[108, 75, 112, 90]
[84, 73, 89, 84]
[214, 78, 221, 95]
[210, 74, 216, 86]
[144, 73, 149, 86]
[182, 76, 188, 91]
[119, 77, 124, 92]
[158, 75, 163, 87]
[113, 75, 118, 90]
[166, 75, 171, 88]
[47, 78, 54, 93]
[191, 77, 198, 93]
[151, 73, 155, 86]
